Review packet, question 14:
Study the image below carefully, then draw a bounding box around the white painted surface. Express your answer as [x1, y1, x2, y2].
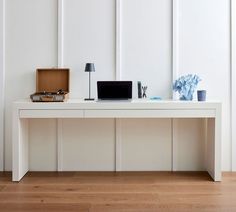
[116, 0, 122, 80]
[178, 0, 231, 170]
[121, 119, 172, 171]
[172, 119, 179, 171]
[58, 0, 64, 67]
[29, 119, 57, 171]
[0, 0, 4, 171]
[115, 0, 122, 172]
[5, 0, 58, 170]
[172, 0, 180, 92]
[63, 0, 116, 99]
[12, 104, 29, 181]
[121, 0, 172, 99]
[3, 0, 233, 172]
[84, 109, 215, 118]
[115, 119, 122, 171]
[231, 0, 236, 171]
[61, 118, 115, 171]
[56, 119, 63, 171]
[61, 1, 116, 171]
[14, 99, 221, 110]
[177, 119, 205, 171]
[120, 0, 173, 168]
[12, 100, 222, 181]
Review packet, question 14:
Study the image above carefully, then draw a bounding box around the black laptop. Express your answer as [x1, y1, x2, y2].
[97, 81, 132, 100]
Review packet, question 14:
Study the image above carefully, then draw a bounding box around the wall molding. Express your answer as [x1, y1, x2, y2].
[115, 0, 122, 171]
[115, 119, 122, 171]
[0, 0, 5, 171]
[58, 0, 64, 67]
[57, 0, 64, 171]
[57, 119, 63, 171]
[172, 119, 179, 171]
[116, 0, 121, 80]
[231, 0, 236, 171]
[172, 0, 179, 90]
[172, 0, 180, 171]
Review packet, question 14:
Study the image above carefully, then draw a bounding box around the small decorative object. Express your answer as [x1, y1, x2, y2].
[30, 68, 70, 102]
[150, 96, 162, 100]
[142, 86, 147, 98]
[84, 63, 95, 101]
[137, 81, 142, 98]
[173, 74, 201, 101]
[197, 90, 206, 101]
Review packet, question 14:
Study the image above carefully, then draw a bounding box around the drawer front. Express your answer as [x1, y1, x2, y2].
[19, 110, 84, 118]
[84, 109, 216, 118]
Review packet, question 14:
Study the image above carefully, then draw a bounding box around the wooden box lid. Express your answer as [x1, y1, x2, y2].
[36, 68, 70, 93]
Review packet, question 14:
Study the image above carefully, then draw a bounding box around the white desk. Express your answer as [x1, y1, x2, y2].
[12, 99, 222, 182]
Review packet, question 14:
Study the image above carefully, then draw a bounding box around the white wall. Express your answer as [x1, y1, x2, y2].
[63, 0, 116, 98]
[0, 0, 4, 171]
[121, 0, 172, 98]
[5, 0, 58, 170]
[231, 0, 236, 171]
[2, 0, 233, 171]
[178, 0, 231, 170]
[120, 0, 173, 170]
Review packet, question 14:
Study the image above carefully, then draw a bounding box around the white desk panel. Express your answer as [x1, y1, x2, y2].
[20, 109, 84, 118]
[84, 109, 216, 118]
[14, 99, 221, 110]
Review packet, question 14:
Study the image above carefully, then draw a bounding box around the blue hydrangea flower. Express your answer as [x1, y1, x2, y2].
[173, 74, 201, 100]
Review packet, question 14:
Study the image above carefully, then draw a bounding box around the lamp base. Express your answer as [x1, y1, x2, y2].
[84, 98, 95, 101]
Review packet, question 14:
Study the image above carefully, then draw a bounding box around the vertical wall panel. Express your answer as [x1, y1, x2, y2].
[63, 0, 116, 99]
[177, 119, 205, 171]
[178, 0, 231, 170]
[61, 119, 115, 171]
[121, 0, 172, 98]
[29, 119, 57, 171]
[62, 0, 116, 171]
[120, 0, 172, 171]
[5, 0, 58, 170]
[121, 119, 172, 171]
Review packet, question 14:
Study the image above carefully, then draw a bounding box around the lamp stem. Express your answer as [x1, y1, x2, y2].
[89, 71, 91, 99]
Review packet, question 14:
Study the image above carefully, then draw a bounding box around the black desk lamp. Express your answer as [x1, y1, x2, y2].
[84, 63, 95, 101]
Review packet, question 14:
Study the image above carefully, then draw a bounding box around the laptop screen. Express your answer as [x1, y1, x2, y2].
[97, 81, 132, 100]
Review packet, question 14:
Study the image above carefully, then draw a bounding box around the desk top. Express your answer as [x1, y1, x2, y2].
[13, 99, 222, 110]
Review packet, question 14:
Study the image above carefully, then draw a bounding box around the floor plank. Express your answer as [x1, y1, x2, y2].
[0, 172, 236, 212]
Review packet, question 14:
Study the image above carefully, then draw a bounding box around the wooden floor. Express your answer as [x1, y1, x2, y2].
[0, 172, 236, 212]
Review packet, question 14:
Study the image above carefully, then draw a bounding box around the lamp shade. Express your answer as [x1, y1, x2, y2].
[85, 63, 95, 72]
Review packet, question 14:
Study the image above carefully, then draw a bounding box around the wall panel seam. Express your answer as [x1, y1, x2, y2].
[231, 0, 236, 171]
[116, 0, 121, 80]
[172, 0, 180, 171]
[0, 0, 5, 171]
[172, 0, 179, 90]
[115, 0, 122, 171]
[58, 0, 64, 67]
[57, 0, 64, 171]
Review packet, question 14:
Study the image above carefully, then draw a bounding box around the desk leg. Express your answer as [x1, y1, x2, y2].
[12, 110, 29, 181]
[206, 111, 221, 181]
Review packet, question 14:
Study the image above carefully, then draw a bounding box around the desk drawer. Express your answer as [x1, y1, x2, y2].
[20, 110, 84, 118]
[84, 109, 216, 118]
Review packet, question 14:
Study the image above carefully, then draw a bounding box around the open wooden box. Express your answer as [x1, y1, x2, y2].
[30, 68, 70, 102]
